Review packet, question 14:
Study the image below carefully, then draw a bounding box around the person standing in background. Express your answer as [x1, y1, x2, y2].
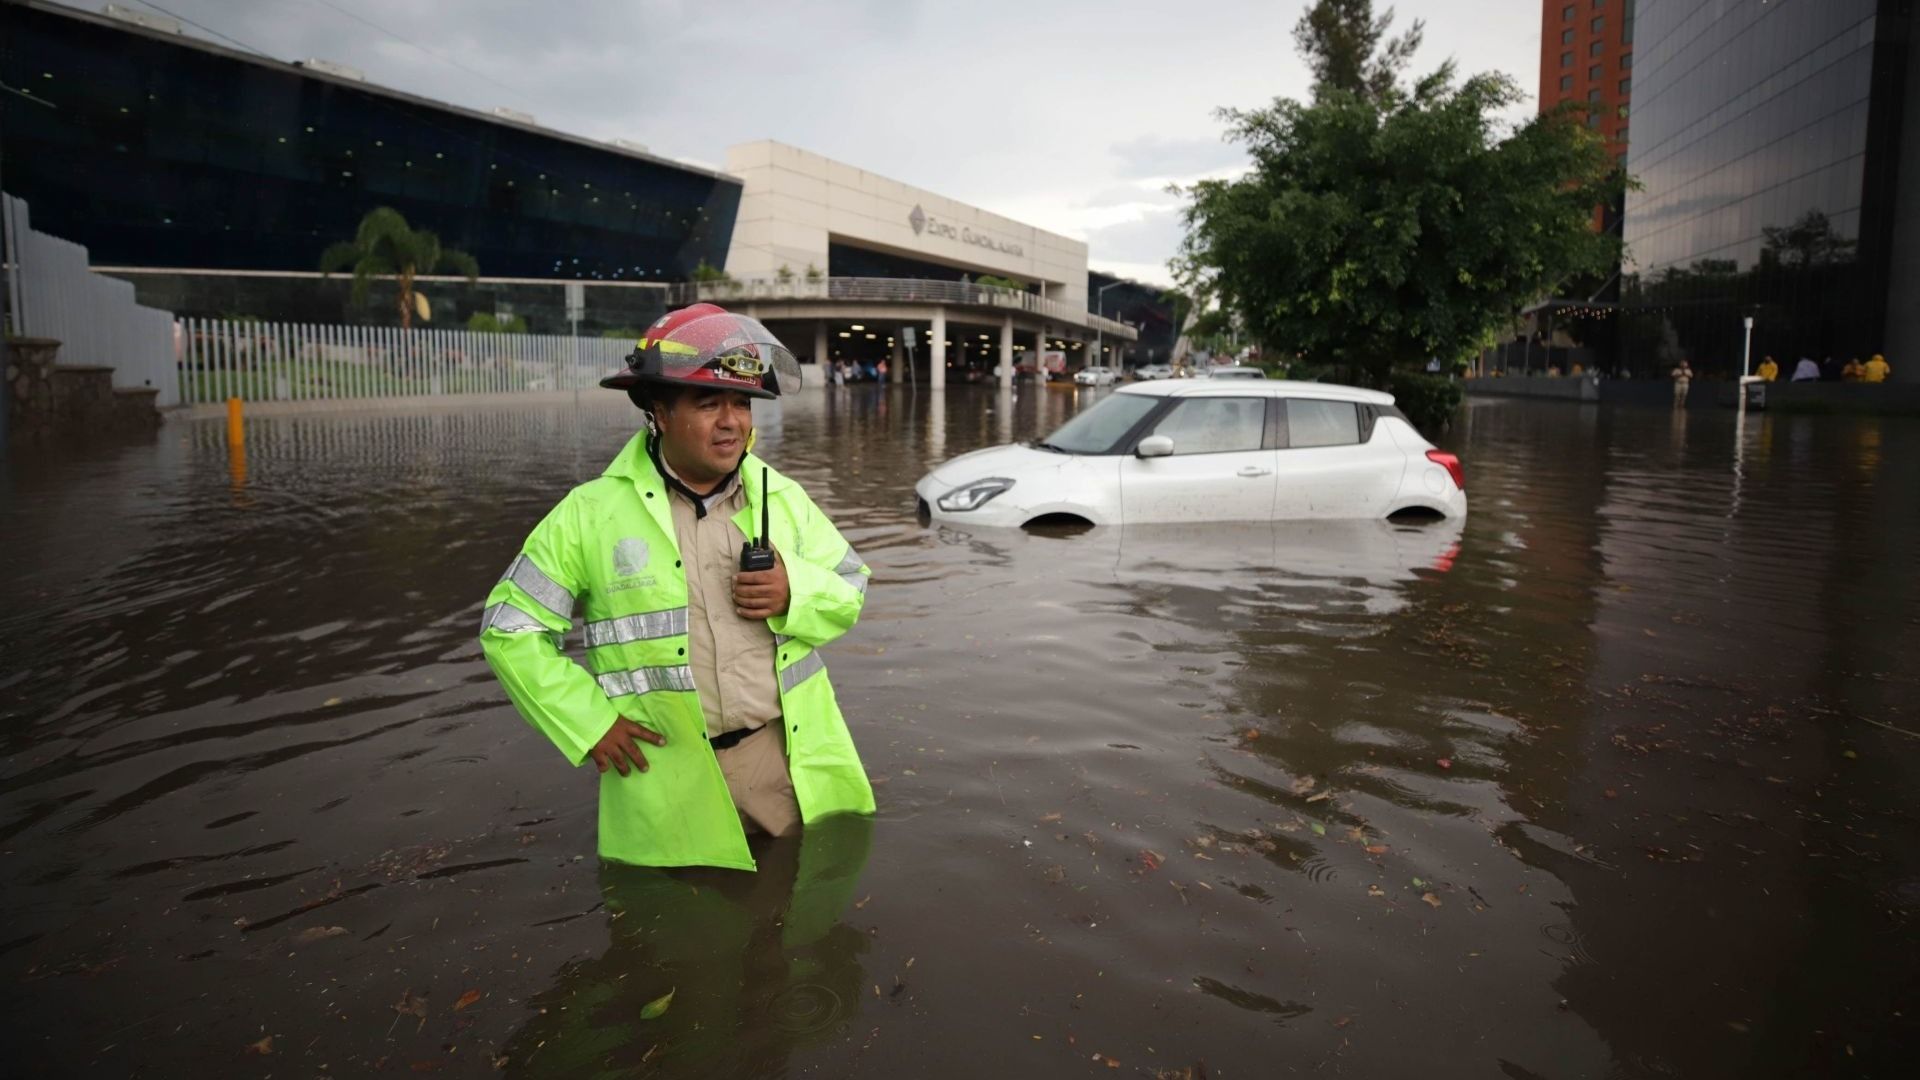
[1670, 358, 1694, 407]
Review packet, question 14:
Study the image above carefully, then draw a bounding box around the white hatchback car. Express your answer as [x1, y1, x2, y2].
[1073, 366, 1119, 386]
[915, 380, 1466, 527]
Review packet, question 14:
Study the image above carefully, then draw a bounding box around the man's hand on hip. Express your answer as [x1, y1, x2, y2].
[590, 717, 666, 776]
[735, 549, 791, 620]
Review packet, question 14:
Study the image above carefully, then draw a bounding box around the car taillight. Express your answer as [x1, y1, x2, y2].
[1426, 450, 1464, 491]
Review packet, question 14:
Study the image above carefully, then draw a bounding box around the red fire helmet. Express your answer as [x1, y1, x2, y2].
[599, 303, 802, 400]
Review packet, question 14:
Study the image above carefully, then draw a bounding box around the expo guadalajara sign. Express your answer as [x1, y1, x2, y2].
[908, 204, 1024, 258]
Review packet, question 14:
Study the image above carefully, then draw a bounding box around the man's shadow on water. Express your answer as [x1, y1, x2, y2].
[502, 815, 873, 1079]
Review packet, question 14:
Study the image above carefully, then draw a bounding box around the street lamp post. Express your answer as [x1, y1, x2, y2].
[1095, 280, 1126, 375]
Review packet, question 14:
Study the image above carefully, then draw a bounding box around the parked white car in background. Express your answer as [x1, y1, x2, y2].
[1132, 364, 1173, 381]
[1073, 366, 1119, 386]
[1207, 366, 1266, 380]
[915, 380, 1466, 527]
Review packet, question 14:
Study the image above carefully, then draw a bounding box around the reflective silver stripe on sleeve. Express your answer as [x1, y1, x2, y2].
[833, 548, 865, 576]
[834, 546, 869, 595]
[779, 650, 827, 694]
[480, 602, 551, 634]
[583, 607, 689, 648]
[500, 554, 575, 622]
[773, 633, 793, 647]
[597, 664, 697, 698]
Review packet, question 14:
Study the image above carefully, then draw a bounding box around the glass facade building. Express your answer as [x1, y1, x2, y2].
[1621, 0, 1916, 376]
[0, 1, 741, 286]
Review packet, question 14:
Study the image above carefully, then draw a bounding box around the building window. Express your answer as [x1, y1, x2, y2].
[1622, 51, 1633, 70]
[1589, 64, 1603, 80]
[1562, 28, 1574, 44]
[1592, 15, 1605, 31]
[1619, 77, 1631, 94]
[1562, 4, 1576, 19]
[1616, 102, 1629, 118]
[1590, 40, 1604, 57]
[1561, 51, 1573, 68]
[1593, 0, 1606, 7]
[1589, 88, 1603, 102]
[1587, 112, 1602, 128]
[1560, 75, 1573, 91]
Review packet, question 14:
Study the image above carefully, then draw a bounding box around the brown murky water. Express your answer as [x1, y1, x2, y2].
[2, 388, 1916, 1078]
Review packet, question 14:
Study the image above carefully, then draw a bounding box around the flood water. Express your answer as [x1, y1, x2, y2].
[2, 387, 1916, 1078]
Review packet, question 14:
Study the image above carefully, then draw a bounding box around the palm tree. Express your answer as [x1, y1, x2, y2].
[319, 207, 479, 328]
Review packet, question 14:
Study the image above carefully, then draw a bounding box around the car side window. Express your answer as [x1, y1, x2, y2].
[1148, 398, 1265, 454]
[1284, 399, 1360, 448]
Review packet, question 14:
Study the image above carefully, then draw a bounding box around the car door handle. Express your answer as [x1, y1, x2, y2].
[1236, 467, 1272, 478]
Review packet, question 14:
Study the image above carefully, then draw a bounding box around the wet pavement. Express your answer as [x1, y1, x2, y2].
[2, 387, 1916, 1078]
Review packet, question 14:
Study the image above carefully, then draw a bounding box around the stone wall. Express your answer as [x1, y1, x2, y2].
[6, 337, 62, 440]
[6, 337, 163, 441]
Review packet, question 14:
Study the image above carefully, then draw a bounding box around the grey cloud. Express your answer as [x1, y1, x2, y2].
[1080, 206, 1186, 267]
[1108, 134, 1246, 181]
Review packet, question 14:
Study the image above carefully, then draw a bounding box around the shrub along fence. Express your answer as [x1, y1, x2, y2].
[175, 318, 633, 406]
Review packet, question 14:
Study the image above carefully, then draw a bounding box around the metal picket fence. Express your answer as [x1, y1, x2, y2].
[175, 318, 634, 406]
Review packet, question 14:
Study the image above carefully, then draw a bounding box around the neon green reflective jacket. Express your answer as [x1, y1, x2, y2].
[479, 430, 875, 870]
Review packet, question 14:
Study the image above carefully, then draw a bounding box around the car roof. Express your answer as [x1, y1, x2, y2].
[1115, 378, 1395, 404]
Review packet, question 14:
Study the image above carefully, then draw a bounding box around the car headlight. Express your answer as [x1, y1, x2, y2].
[937, 477, 1015, 512]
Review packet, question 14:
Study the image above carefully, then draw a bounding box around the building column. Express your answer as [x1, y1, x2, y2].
[814, 321, 829, 368]
[930, 307, 948, 390]
[1034, 324, 1050, 384]
[999, 315, 1015, 389]
[891, 334, 903, 372]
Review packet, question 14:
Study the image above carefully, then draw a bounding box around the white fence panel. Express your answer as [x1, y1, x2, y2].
[171, 318, 630, 404]
[4, 192, 182, 406]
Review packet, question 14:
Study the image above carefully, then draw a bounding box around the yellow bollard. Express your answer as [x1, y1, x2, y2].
[226, 396, 244, 444]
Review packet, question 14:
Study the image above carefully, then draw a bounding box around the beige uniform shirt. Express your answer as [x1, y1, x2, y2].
[662, 463, 782, 738]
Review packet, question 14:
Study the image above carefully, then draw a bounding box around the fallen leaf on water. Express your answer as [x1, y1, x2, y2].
[639, 988, 675, 1020]
[1842, 750, 1858, 760]
[1305, 792, 1332, 804]
[1243, 728, 1261, 742]
[853, 894, 872, 909]
[293, 925, 349, 946]
[453, 990, 481, 1012]
[1334, 1015, 1353, 1029]
[1364, 845, 1390, 856]
[322, 697, 342, 707]
[1040, 812, 1063, 823]
[245, 1035, 274, 1056]
[1367, 885, 1385, 897]
[1604, 788, 1619, 799]
[1422, 892, 1443, 908]
[1289, 775, 1315, 796]
[1140, 850, 1163, 872]
[1436, 758, 1453, 770]
[391, 989, 429, 1035]
[1412, 876, 1427, 888]
[1310, 822, 1327, 837]
[1345, 827, 1366, 842]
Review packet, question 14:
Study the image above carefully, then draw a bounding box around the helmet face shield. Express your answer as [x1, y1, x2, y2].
[604, 305, 803, 398]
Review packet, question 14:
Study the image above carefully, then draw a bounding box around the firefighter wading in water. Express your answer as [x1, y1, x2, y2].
[480, 304, 874, 870]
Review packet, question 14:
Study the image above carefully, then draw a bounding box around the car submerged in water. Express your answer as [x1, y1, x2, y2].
[914, 380, 1466, 527]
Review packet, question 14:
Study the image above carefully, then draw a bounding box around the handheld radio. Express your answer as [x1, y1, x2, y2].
[739, 467, 775, 572]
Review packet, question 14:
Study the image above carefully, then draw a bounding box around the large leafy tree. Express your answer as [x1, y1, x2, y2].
[320, 207, 479, 328]
[1293, 0, 1425, 102]
[1178, 1, 1622, 388]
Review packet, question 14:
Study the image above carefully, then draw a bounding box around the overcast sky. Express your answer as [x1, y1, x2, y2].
[97, 0, 1544, 287]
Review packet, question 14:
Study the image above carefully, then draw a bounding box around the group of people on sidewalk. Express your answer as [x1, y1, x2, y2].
[1672, 352, 1894, 406]
[1752, 353, 1893, 384]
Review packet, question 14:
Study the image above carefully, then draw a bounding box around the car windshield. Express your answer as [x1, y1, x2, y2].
[1036, 393, 1159, 454]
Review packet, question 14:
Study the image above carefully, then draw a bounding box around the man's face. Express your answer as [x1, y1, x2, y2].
[656, 387, 754, 484]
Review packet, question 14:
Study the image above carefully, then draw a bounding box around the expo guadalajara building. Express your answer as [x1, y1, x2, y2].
[1, 0, 1148, 388]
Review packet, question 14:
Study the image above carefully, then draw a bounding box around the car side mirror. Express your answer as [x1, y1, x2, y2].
[1135, 435, 1174, 458]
